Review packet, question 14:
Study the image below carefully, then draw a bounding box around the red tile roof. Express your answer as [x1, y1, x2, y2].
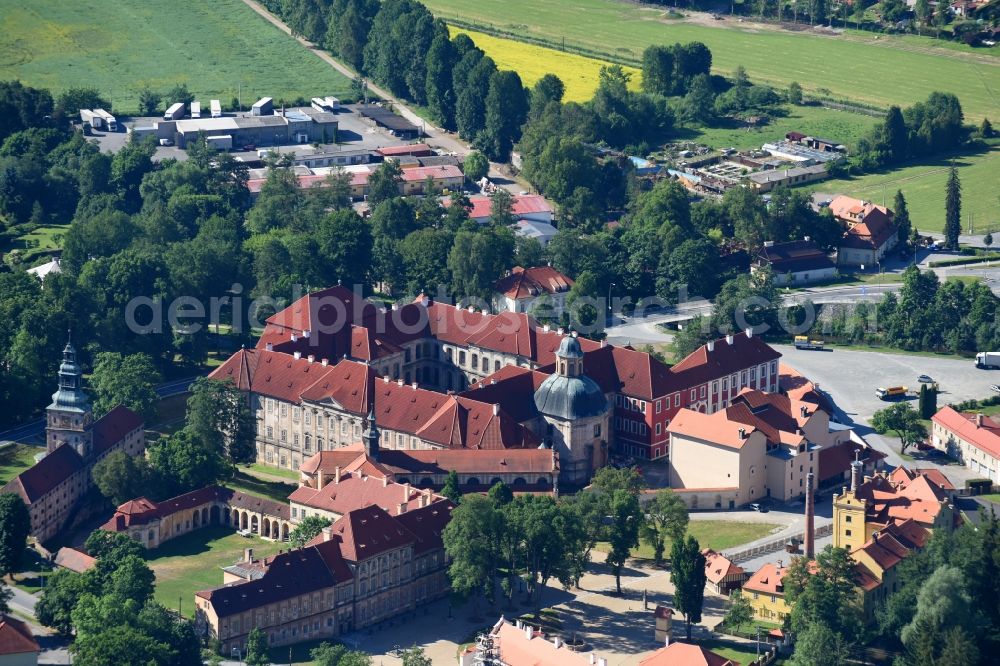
[756, 240, 835, 274]
[331, 504, 418, 562]
[54, 546, 97, 573]
[702, 548, 744, 585]
[640, 642, 738, 666]
[494, 266, 573, 300]
[289, 471, 442, 516]
[3, 444, 82, 503]
[670, 331, 781, 388]
[668, 408, 758, 450]
[301, 446, 557, 479]
[493, 618, 593, 666]
[933, 406, 1000, 461]
[840, 211, 897, 251]
[377, 143, 432, 157]
[395, 500, 455, 555]
[818, 441, 886, 483]
[0, 616, 39, 656]
[92, 405, 143, 455]
[399, 164, 463, 183]
[102, 486, 290, 532]
[457, 194, 554, 221]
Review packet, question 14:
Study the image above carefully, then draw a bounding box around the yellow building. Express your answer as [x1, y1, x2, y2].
[743, 561, 796, 623]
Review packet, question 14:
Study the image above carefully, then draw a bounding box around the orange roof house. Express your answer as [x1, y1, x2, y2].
[640, 642, 738, 666]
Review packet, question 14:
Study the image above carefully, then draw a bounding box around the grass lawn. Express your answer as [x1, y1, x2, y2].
[696, 638, 762, 664]
[147, 525, 284, 618]
[690, 103, 881, 152]
[979, 493, 1000, 502]
[0, 224, 68, 267]
[596, 520, 781, 559]
[241, 462, 301, 481]
[814, 146, 1000, 234]
[0, 0, 354, 114]
[0, 443, 42, 485]
[423, 0, 1000, 122]
[226, 470, 297, 504]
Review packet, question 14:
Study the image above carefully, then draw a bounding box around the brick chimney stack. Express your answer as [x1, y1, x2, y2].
[805, 471, 815, 559]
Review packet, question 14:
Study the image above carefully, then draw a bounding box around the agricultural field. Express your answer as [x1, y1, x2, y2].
[0, 0, 353, 114]
[450, 27, 641, 102]
[815, 145, 1000, 234]
[426, 0, 1000, 121]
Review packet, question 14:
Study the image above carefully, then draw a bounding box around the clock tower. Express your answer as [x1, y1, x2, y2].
[46, 336, 93, 459]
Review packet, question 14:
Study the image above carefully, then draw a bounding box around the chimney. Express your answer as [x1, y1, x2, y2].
[493, 403, 500, 416]
[601, 339, 607, 348]
[291, 333, 298, 342]
[738, 428, 747, 439]
[800, 406, 808, 418]
[805, 471, 815, 559]
[707, 340, 715, 352]
[321, 358, 329, 366]
[525, 624, 533, 640]
[244, 548, 254, 563]
[590, 655, 597, 665]
[745, 327, 753, 338]
[468, 305, 475, 313]
[977, 413, 984, 427]
[391, 303, 399, 311]
[421, 295, 429, 306]
[557, 327, 564, 335]
[265, 342, 274, 352]
[334, 466, 340, 484]
[850, 451, 863, 492]
[293, 351, 302, 360]
[303, 330, 311, 339]
[726, 334, 734, 346]
[543, 324, 550, 332]
[307, 354, 315, 363]
[321, 526, 333, 542]
[412, 382, 418, 390]
[598, 659, 608, 666]
[553, 637, 562, 649]
[317, 469, 325, 490]
[403, 482, 411, 500]
[397, 378, 404, 386]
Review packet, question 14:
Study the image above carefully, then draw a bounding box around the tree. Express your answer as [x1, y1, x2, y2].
[488, 481, 514, 506]
[641, 489, 689, 565]
[901, 566, 976, 649]
[787, 81, 803, 105]
[489, 188, 516, 227]
[894, 190, 912, 245]
[164, 83, 194, 105]
[146, 428, 228, 496]
[367, 159, 403, 207]
[185, 377, 256, 464]
[108, 555, 155, 605]
[682, 74, 715, 125]
[89, 352, 161, 421]
[944, 166, 961, 250]
[785, 547, 863, 644]
[980, 118, 994, 138]
[448, 227, 515, 302]
[463, 151, 489, 182]
[441, 469, 463, 503]
[915, 0, 931, 25]
[641, 45, 675, 97]
[36, 569, 88, 636]
[310, 643, 372, 666]
[400, 646, 432, 666]
[605, 489, 642, 594]
[0, 581, 11, 614]
[918, 384, 938, 420]
[245, 627, 270, 666]
[871, 402, 928, 455]
[591, 466, 645, 496]
[529, 74, 565, 119]
[442, 494, 498, 612]
[670, 535, 707, 640]
[289, 515, 331, 549]
[723, 590, 753, 634]
[789, 623, 848, 666]
[984, 233, 993, 249]
[425, 33, 457, 129]
[0, 492, 30, 576]
[480, 70, 529, 162]
[138, 88, 162, 116]
[92, 450, 152, 505]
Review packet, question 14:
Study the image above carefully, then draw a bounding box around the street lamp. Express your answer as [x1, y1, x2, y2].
[607, 282, 616, 326]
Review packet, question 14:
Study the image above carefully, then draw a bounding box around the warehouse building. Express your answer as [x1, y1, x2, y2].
[130, 108, 338, 149]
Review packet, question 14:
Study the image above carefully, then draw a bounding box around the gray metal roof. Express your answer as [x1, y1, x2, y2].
[533, 373, 608, 421]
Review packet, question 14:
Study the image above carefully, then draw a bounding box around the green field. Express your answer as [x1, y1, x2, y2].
[815, 146, 1000, 233]
[425, 0, 1000, 121]
[225, 470, 297, 504]
[597, 520, 781, 559]
[148, 525, 284, 618]
[688, 103, 881, 151]
[0, 443, 41, 485]
[0, 0, 353, 114]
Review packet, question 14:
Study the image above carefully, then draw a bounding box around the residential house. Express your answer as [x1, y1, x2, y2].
[703, 548, 746, 595]
[493, 266, 573, 317]
[743, 560, 797, 623]
[753, 240, 837, 286]
[53, 547, 96, 574]
[829, 195, 898, 267]
[930, 407, 1000, 483]
[458, 617, 607, 666]
[639, 642, 739, 666]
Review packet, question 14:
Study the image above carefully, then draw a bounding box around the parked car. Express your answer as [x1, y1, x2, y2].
[991, 384, 1000, 393]
[158, 138, 173, 146]
[750, 503, 768, 513]
[917, 374, 934, 384]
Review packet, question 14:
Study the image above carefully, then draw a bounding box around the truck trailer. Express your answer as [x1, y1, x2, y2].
[190, 101, 201, 119]
[793, 336, 825, 351]
[93, 109, 117, 131]
[977, 352, 1000, 369]
[164, 102, 186, 121]
[876, 386, 908, 400]
[251, 97, 273, 116]
[210, 100, 222, 118]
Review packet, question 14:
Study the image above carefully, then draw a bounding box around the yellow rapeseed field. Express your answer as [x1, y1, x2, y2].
[449, 27, 641, 103]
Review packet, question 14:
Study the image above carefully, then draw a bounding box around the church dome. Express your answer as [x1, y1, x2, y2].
[556, 335, 585, 359]
[533, 373, 607, 421]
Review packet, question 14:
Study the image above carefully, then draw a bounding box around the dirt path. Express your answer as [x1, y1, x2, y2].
[238, 0, 533, 192]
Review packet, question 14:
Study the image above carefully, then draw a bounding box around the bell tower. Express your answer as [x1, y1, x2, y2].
[46, 335, 93, 458]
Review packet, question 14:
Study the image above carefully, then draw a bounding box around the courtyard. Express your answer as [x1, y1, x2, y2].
[146, 525, 284, 618]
